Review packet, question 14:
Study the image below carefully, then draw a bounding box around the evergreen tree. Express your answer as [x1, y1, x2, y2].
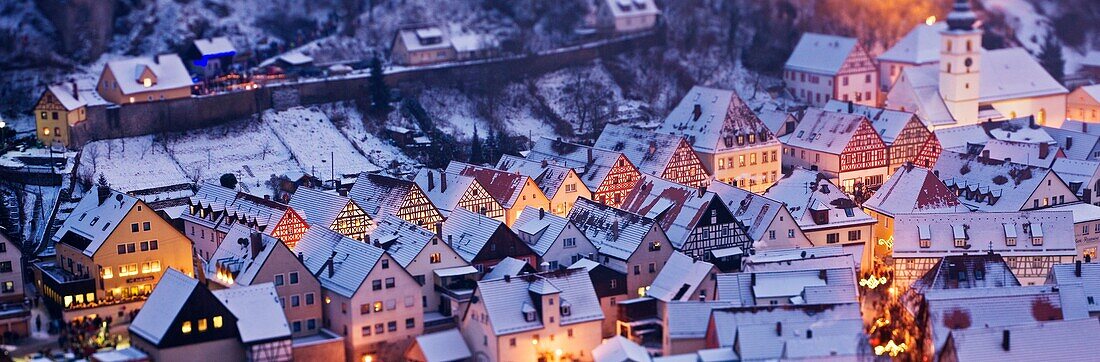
[1039, 34, 1065, 84]
[469, 126, 483, 164]
[368, 57, 390, 110]
[484, 128, 499, 164]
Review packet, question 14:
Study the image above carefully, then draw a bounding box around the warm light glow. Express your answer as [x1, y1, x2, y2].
[42, 127, 50, 136]
[213, 316, 223, 328]
[555, 349, 563, 357]
[181, 321, 192, 334]
[531, 338, 538, 345]
[859, 275, 888, 289]
[877, 236, 893, 249]
[325, 297, 332, 304]
[363, 356, 373, 362]
[143, 78, 153, 88]
[102, 267, 113, 280]
[925, 16, 936, 26]
[875, 340, 907, 356]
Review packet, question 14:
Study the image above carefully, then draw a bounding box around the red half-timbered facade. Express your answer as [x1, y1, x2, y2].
[594, 154, 642, 208]
[348, 173, 445, 232]
[781, 109, 889, 193]
[594, 124, 709, 188]
[888, 118, 935, 173]
[395, 186, 444, 228]
[456, 180, 505, 220]
[914, 135, 942, 169]
[660, 139, 710, 187]
[268, 208, 308, 250]
[526, 137, 641, 208]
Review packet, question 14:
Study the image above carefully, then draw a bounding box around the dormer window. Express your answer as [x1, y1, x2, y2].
[560, 304, 571, 316]
[918, 225, 931, 248]
[952, 224, 968, 248]
[143, 78, 153, 88]
[523, 311, 537, 322]
[522, 302, 537, 322]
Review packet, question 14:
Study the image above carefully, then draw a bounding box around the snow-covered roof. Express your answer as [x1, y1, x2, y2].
[482, 257, 531, 281]
[295, 227, 385, 298]
[743, 245, 847, 265]
[496, 155, 580, 199]
[921, 284, 1089, 351]
[708, 303, 865, 359]
[907, 254, 1021, 296]
[785, 33, 860, 75]
[762, 168, 875, 231]
[413, 329, 472, 362]
[451, 33, 497, 53]
[288, 187, 355, 230]
[647, 252, 715, 302]
[526, 138, 634, 192]
[277, 51, 313, 66]
[780, 108, 875, 155]
[90, 348, 148, 362]
[593, 336, 651, 362]
[184, 183, 289, 234]
[604, 0, 660, 18]
[755, 108, 794, 137]
[348, 173, 418, 219]
[716, 259, 857, 306]
[1082, 51, 1100, 68]
[476, 270, 603, 336]
[823, 99, 926, 145]
[397, 27, 452, 52]
[664, 301, 737, 340]
[933, 117, 1053, 153]
[708, 180, 796, 242]
[620, 175, 748, 249]
[46, 82, 87, 111]
[1051, 158, 1100, 197]
[442, 208, 508, 263]
[892, 210, 1077, 258]
[205, 223, 285, 287]
[446, 161, 530, 209]
[980, 140, 1060, 168]
[595, 124, 692, 178]
[878, 21, 947, 64]
[414, 169, 477, 216]
[211, 283, 290, 344]
[1049, 262, 1100, 314]
[1044, 126, 1100, 161]
[887, 49, 1068, 124]
[371, 215, 441, 268]
[129, 269, 197, 345]
[863, 164, 963, 217]
[931, 151, 1064, 211]
[55, 188, 140, 257]
[193, 37, 236, 56]
[568, 198, 658, 261]
[659, 86, 777, 154]
[513, 206, 577, 257]
[1049, 202, 1100, 223]
[944, 318, 1100, 361]
[104, 54, 192, 96]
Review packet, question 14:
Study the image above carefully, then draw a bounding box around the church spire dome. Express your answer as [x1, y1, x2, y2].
[946, 0, 977, 31]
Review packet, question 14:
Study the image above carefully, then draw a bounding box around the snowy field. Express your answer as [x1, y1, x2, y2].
[264, 106, 382, 180]
[317, 103, 418, 173]
[418, 87, 494, 141]
[166, 119, 301, 195]
[79, 136, 192, 192]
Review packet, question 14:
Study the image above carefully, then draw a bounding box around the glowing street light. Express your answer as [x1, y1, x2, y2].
[926, 16, 937, 26]
[874, 340, 907, 356]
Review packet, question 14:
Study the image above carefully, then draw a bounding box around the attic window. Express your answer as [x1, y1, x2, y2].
[102, 222, 111, 231]
[90, 217, 99, 226]
[523, 310, 537, 322]
[560, 301, 572, 316]
[143, 78, 153, 88]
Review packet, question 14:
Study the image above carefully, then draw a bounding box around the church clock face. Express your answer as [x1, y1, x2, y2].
[964, 57, 973, 67]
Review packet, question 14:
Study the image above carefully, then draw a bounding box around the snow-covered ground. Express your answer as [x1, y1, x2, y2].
[79, 136, 192, 192]
[496, 83, 559, 141]
[317, 102, 418, 173]
[418, 87, 494, 141]
[165, 119, 300, 195]
[533, 62, 643, 134]
[263, 106, 382, 180]
[982, 0, 1085, 73]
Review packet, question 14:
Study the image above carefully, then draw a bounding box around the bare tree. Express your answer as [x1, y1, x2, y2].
[561, 68, 615, 137]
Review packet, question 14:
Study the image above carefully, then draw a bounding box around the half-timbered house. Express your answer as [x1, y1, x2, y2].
[512, 206, 598, 270]
[785, 33, 878, 107]
[659, 86, 783, 192]
[619, 176, 750, 262]
[289, 187, 374, 241]
[347, 173, 444, 230]
[525, 138, 641, 208]
[413, 169, 504, 220]
[932, 151, 1078, 212]
[781, 108, 890, 194]
[182, 184, 308, 258]
[568, 198, 673, 298]
[707, 179, 812, 255]
[824, 100, 940, 174]
[445, 161, 549, 226]
[440, 209, 538, 274]
[595, 124, 709, 187]
[496, 155, 592, 216]
[370, 215, 469, 317]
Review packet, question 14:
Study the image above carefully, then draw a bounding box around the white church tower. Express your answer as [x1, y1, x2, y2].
[939, 0, 981, 124]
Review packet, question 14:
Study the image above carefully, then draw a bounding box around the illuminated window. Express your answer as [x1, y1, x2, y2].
[42, 127, 50, 136]
[143, 78, 153, 88]
[182, 321, 193, 333]
[373, 301, 383, 312]
[430, 253, 441, 264]
[102, 267, 113, 279]
[213, 316, 223, 328]
[198, 318, 208, 331]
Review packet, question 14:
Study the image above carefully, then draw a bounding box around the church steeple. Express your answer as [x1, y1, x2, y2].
[946, 0, 978, 31]
[939, 0, 982, 125]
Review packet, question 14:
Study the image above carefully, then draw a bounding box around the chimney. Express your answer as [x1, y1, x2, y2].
[365, 234, 371, 244]
[1084, 123, 1090, 133]
[697, 185, 706, 198]
[806, 330, 813, 339]
[810, 165, 818, 171]
[441, 172, 448, 193]
[1039, 143, 1050, 160]
[297, 252, 304, 262]
[692, 104, 702, 121]
[540, 159, 548, 168]
[97, 185, 111, 205]
[71, 82, 78, 99]
[427, 170, 435, 191]
[775, 322, 782, 336]
[586, 148, 594, 165]
[447, 234, 453, 245]
[327, 252, 336, 278]
[818, 269, 827, 281]
[539, 208, 545, 220]
[847, 100, 854, 113]
[540, 262, 551, 272]
[1002, 330, 1010, 351]
[153, 55, 160, 64]
[504, 274, 511, 282]
[1076, 260, 1082, 277]
[264, 195, 270, 200]
[249, 230, 263, 259]
[750, 273, 756, 286]
[981, 150, 990, 159]
[1066, 136, 1074, 150]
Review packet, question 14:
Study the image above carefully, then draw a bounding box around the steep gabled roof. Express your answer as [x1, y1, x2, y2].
[647, 251, 715, 302]
[441, 208, 508, 262]
[1043, 126, 1100, 160]
[482, 257, 534, 281]
[206, 223, 286, 287]
[288, 187, 354, 229]
[513, 206, 575, 257]
[708, 180, 785, 242]
[785, 33, 859, 75]
[823, 99, 926, 144]
[414, 168, 477, 216]
[55, 188, 149, 257]
[526, 138, 631, 192]
[931, 151, 1064, 211]
[892, 210, 1077, 258]
[446, 161, 529, 208]
[129, 269, 199, 345]
[476, 270, 603, 336]
[944, 319, 1100, 361]
[658, 85, 777, 154]
[619, 175, 745, 248]
[592, 336, 651, 362]
[568, 198, 657, 261]
[186, 183, 289, 232]
[594, 124, 689, 177]
[211, 283, 290, 344]
[909, 254, 1020, 296]
[1049, 262, 1100, 315]
[780, 108, 873, 155]
[708, 303, 865, 358]
[348, 173, 418, 218]
[763, 168, 874, 231]
[412, 329, 473, 362]
[371, 215, 441, 268]
[295, 227, 384, 298]
[863, 164, 963, 217]
[980, 140, 1060, 168]
[496, 155, 579, 199]
[878, 21, 947, 65]
[104, 54, 192, 96]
